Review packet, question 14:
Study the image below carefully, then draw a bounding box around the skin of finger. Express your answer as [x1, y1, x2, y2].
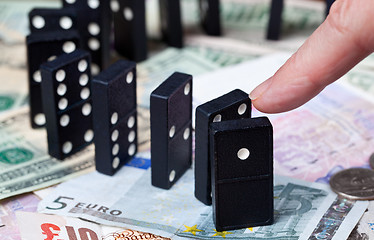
[251, 0, 374, 113]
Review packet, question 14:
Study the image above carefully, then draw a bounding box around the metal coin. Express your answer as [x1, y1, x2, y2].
[369, 152, 374, 169]
[329, 168, 374, 200]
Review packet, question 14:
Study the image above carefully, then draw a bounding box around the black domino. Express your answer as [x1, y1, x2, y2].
[159, 0, 183, 48]
[325, 0, 335, 16]
[29, 8, 78, 33]
[267, 0, 333, 40]
[210, 117, 273, 231]
[195, 89, 251, 205]
[112, 0, 147, 62]
[92, 60, 138, 176]
[199, 0, 221, 36]
[27, 30, 80, 129]
[266, 0, 283, 40]
[150, 72, 192, 189]
[62, 0, 111, 74]
[40, 50, 93, 160]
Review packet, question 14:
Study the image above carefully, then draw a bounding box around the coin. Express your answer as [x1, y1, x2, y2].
[329, 168, 374, 200]
[369, 153, 374, 169]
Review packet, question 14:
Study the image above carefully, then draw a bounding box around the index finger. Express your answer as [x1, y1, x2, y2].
[250, 0, 374, 113]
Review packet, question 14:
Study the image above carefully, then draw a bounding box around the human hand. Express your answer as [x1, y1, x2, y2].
[250, 0, 374, 113]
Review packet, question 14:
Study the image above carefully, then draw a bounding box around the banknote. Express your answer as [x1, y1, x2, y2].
[17, 211, 174, 240]
[0, 43, 28, 114]
[16, 211, 102, 240]
[38, 163, 368, 240]
[102, 229, 172, 240]
[137, 48, 220, 107]
[180, 0, 325, 51]
[0, 108, 95, 200]
[339, 68, 374, 102]
[272, 80, 374, 182]
[0, 193, 40, 240]
[179, 177, 366, 240]
[185, 35, 277, 67]
[347, 201, 374, 240]
[0, 0, 60, 43]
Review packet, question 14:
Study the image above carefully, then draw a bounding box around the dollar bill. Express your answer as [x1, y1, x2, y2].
[339, 68, 374, 102]
[0, 43, 28, 114]
[0, 0, 60, 44]
[180, 0, 325, 51]
[185, 35, 277, 67]
[38, 163, 368, 240]
[0, 67, 28, 114]
[0, 108, 95, 200]
[0, 193, 40, 240]
[137, 48, 220, 107]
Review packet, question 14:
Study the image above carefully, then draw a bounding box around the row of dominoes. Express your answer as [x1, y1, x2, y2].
[26, 0, 271, 232]
[150, 76, 274, 231]
[267, 0, 335, 40]
[37, 46, 273, 231]
[27, 0, 221, 129]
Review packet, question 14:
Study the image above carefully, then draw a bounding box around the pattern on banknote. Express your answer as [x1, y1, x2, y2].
[0, 193, 40, 240]
[103, 229, 171, 240]
[176, 183, 327, 239]
[137, 48, 219, 107]
[308, 198, 354, 240]
[273, 84, 374, 182]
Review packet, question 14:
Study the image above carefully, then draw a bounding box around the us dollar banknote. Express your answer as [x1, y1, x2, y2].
[180, 0, 325, 51]
[0, 108, 95, 200]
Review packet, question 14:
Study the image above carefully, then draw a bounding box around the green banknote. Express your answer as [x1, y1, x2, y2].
[0, 43, 29, 113]
[137, 48, 220, 107]
[340, 69, 374, 98]
[181, 0, 325, 51]
[0, 108, 95, 200]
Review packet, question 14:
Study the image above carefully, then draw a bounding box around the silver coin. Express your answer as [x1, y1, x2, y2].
[329, 168, 374, 200]
[369, 153, 374, 169]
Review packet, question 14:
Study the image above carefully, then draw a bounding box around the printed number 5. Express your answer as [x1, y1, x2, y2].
[46, 196, 74, 210]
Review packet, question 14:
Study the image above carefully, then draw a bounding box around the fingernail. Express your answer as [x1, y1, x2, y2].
[249, 77, 273, 100]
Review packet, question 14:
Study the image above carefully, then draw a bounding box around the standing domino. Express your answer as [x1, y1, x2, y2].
[62, 0, 111, 74]
[92, 60, 138, 176]
[199, 0, 221, 36]
[159, 0, 183, 48]
[210, 117, 274, 231]
[150, 72, 192, 189]
[29, 8, 78, 33]
[267, 0, 335, 40]
[40, 50, 93, 160]
[111, 0, 147, 62]
[266, 0, 283, 40]
[195, 89, 251, 205]
[27, 30, 80, 128]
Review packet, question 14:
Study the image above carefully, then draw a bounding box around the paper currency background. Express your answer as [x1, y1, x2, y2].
[1, 0, 374, 239]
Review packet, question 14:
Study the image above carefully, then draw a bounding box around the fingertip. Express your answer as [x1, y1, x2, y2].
[249, 77, 273, 101]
